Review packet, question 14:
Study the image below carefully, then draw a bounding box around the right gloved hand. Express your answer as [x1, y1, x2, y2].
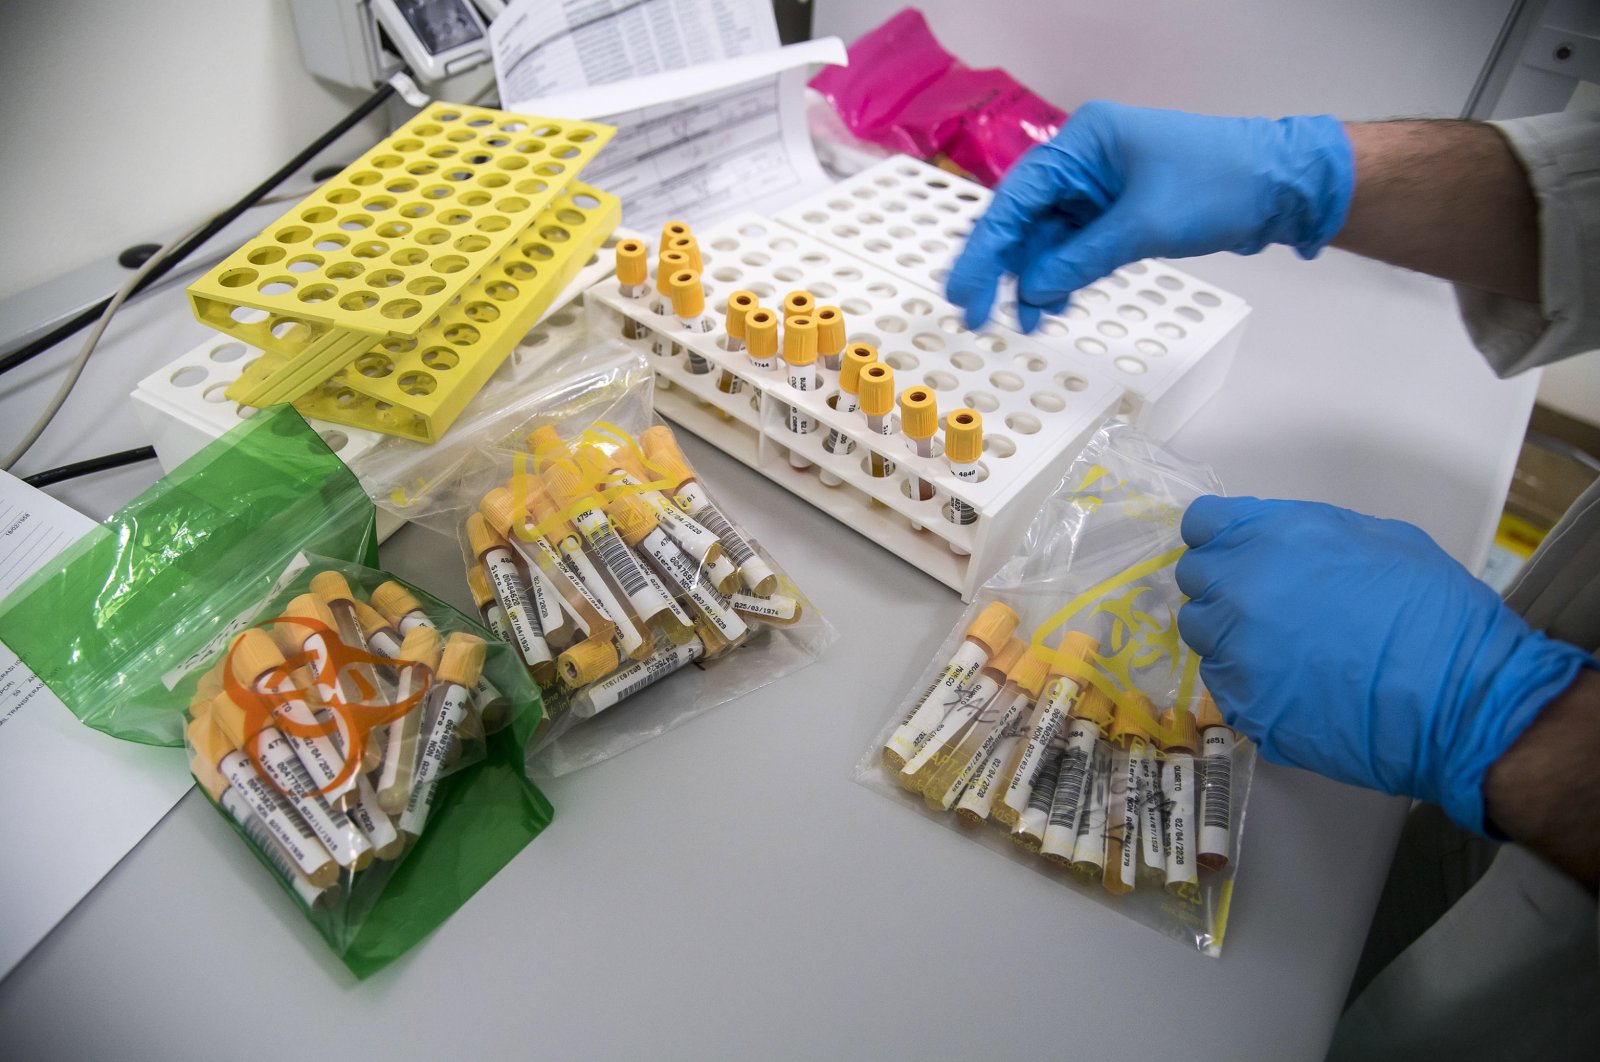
[945, 100, 1355, 331]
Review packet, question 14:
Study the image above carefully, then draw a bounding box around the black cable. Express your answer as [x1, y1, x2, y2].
[0, 81, 398, 378]
[23, 445, 157, 488]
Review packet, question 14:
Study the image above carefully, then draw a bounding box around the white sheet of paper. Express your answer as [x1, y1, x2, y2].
[490, 0, 843, 231]
[0, 472, 191, 981]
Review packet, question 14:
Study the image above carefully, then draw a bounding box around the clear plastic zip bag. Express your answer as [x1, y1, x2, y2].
[855, 420, 1254, 955]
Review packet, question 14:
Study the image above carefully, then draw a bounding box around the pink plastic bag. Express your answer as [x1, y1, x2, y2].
[809, 8, 1066, 186]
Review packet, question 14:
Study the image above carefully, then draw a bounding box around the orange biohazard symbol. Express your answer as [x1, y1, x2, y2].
[221, 615, 429, 799]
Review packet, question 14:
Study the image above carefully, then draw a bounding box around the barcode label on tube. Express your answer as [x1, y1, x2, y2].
[588, 522, 649, 597]
[691, 502, 756, 567]
[1202, 753, 1232, 828]
[1049, 746, 1092, 829]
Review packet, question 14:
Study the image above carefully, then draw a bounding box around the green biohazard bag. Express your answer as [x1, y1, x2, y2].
[0, 405, 551, 978]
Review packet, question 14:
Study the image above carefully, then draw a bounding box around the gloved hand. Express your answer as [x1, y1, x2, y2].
[1174, 495, 1593, 832]
[945, 100, 1356, 331]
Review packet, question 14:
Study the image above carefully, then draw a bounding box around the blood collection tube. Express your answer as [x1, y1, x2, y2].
[993, 632, 1099, 827]
[467, 565, 512, 644]
[368, 578, 513, 729]
[898, 637, 1025, 791]
[606, 493, 748, 644]
[210, 688, 373, 870]
[310, 571, 395, 703]
[481, 486, 575, 649]
[783, 314, 819, 469]
[899, 386, 937, 502]
[954, 689, 1034, 827]
[525, 475, 644, 659]
[920, 647, 1039, 812]
[375, 626, 440, 813]
[400, 634, 485, 843]
[466, 513, 556, 684]
[353, 600, 403, 658]
[1196, 690, 1235, 872]
[186, 711, 337, 887]
[881, 601, 1019, 769]
[557, 631, 621, 689]
[665, 234, 702, 271]
[652, 249, 692, 331]
[371, 581, 428, 634]
[231, 627, 400, 862]
[1103, 693, 1157, 895]
[858, 363, 896, 478]
[640, 426, 778, 596]
[203, 754, 340, 911]
[782, 290, 814, 320]
[1071, 741, 1113, 879]
[944, 408, 982, 552]
[820, 343, 875, 487]
[276, 593, 372, 801]
[614, 237, 649, 340]
[570, 632, 706, 719]
[543, 460, 689, 641]
[814, 305, 845, 372]
[513, 473, 620, 639]
[744, 308, 780, 372]
[1137, 716, 1167, 886]
[1040, 684, 1114, 865]
[719, 290, 757, 397]
[1159, 705, 1201, 897]
[659, 220, 690, 251]
[1013, 737, 1067, 852]
[575, 443, 724, 571]
[669, 269, 715, 374]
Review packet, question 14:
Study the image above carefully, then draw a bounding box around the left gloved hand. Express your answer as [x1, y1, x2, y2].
[1174, 495, 1593, 831]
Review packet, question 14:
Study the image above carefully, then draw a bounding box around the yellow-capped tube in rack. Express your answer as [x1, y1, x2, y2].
[744, 308, 780, 372]
[375, 626, 440, 814]
[899, 386, 937, 501]
[665, 234, 702, 271]
[400, 634, 485, 842]
[607, 494, 749, 644]
[524, 475, 643, 660]
[898, 637, 1025, 791]
[944, 407, 983, 551]
[186, 710, 338, 889]
[993, 632, 1099, 827]
[641, 426, 779, 596]
[483, 486, 576, 649]
[234, 626, 401, 859]
[652, 249, 693, 338]
[821, 343, 876, 483]
[783, 315, 819, 470]
[814, 305, 846, 372]
[615, 237, 649, 299]
[882, 601, 1018, 769]
[953, 645, 1051, 824]
[1159, 704, 1201, 896]
[719, 290, 758, 397]
[783, 290, 814, 320]
[467, 513, 556, 684]
[211, 686, 374, 871]
[659, 220, 691, 251]
[669, 269, 714, 374]
[1196, 690, 1235, 872]
[858, 362, 896, 478]
[1042, 682, 1114, 866]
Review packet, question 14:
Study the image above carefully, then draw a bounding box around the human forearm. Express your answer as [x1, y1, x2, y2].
[1484, 666, 1600, 886]
[1333, 120, 1540, 302]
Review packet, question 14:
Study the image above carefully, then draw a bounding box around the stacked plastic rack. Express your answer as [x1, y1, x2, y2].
[182, 103, 618, 443]
[586, 156, 1250, 599]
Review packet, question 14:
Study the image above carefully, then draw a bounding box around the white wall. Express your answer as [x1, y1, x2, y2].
[0, 0, 388, 300]
[814, 0, 1513, 120]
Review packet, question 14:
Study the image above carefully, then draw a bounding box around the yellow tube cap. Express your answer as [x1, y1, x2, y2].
[1009, 645, 1052, 699]
[283, 592, 339, 640]
[438, 633, 486, 688]
[542, 461, 599, 512]
[209, 690, 251, 752]
[606, 493, 659, 547]
[945, 407, 983, 464]
[1110, 690, 1158, 746]
[479, 486, 520, 538]
[665, 235, 702, 271]
[525, 425, 567, 469]
[840, 343, 878, 394]
[669, 269, 705, 318]
[615, 238, 648, 287]
[963, 601, 1019, 657]
[524, 477, 575, 541]
[1073, 684, 1114, 728]
[745, 308, 779, 361]
[640, 425, 687, 465]
[783, 316, 817, 366]
[725, 291, 759, 340]
[1049, 631, 1099, 679]
[466, 513, 511, 561]
[659, 220, 690, 251]
[230, 628, 286, 688]
[466, 565, 495, 610]
[813, 306, 845, 356]
[1160, 707, 1200, 754]
[309, 570, 356, 605]
[353, 600, 394, 640]
[858, 362, 895, 417]
[656, 250, 691, 295]
[782, 290, 814, 319]
[899, 386, 937, 440]
[559, 634, 620, 687]
[398, 625, 442, 669]
[1196, 689, 1228, 731]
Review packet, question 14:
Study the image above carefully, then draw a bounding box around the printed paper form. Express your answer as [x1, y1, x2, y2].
[0, 471, 190, 981]
[491, 0, 843, 231]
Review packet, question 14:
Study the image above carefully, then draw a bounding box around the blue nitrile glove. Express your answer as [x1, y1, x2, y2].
[946, 100, 1356, 331]
[1174, 496, 1594, 833]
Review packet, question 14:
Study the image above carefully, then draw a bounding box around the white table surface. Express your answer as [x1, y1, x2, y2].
[0, 241, 1537, 1060]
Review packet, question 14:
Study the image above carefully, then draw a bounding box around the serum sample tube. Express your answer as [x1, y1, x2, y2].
[943, 407, 983, 553]
[1160, 705, 1201, 897]
[783, 314, 820, 469]
[813, 305, 846, 372]
[882, 601, 1020, 769]
[899, 386, 937, 502]
[668, 269, 714, 374]
[857, 363, 896, 478]
[821, 343, 876, 486]
[1040, 685, 1115, 866]
[466, 514, 555, 684]
[899, 637, 1026, 791]
[994, 631, 1099, 827]
[640, 426, 778, 596]
[1196, 690, 1236, 872]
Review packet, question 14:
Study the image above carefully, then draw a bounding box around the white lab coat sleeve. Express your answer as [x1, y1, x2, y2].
[1453, 110, 1600, 376]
